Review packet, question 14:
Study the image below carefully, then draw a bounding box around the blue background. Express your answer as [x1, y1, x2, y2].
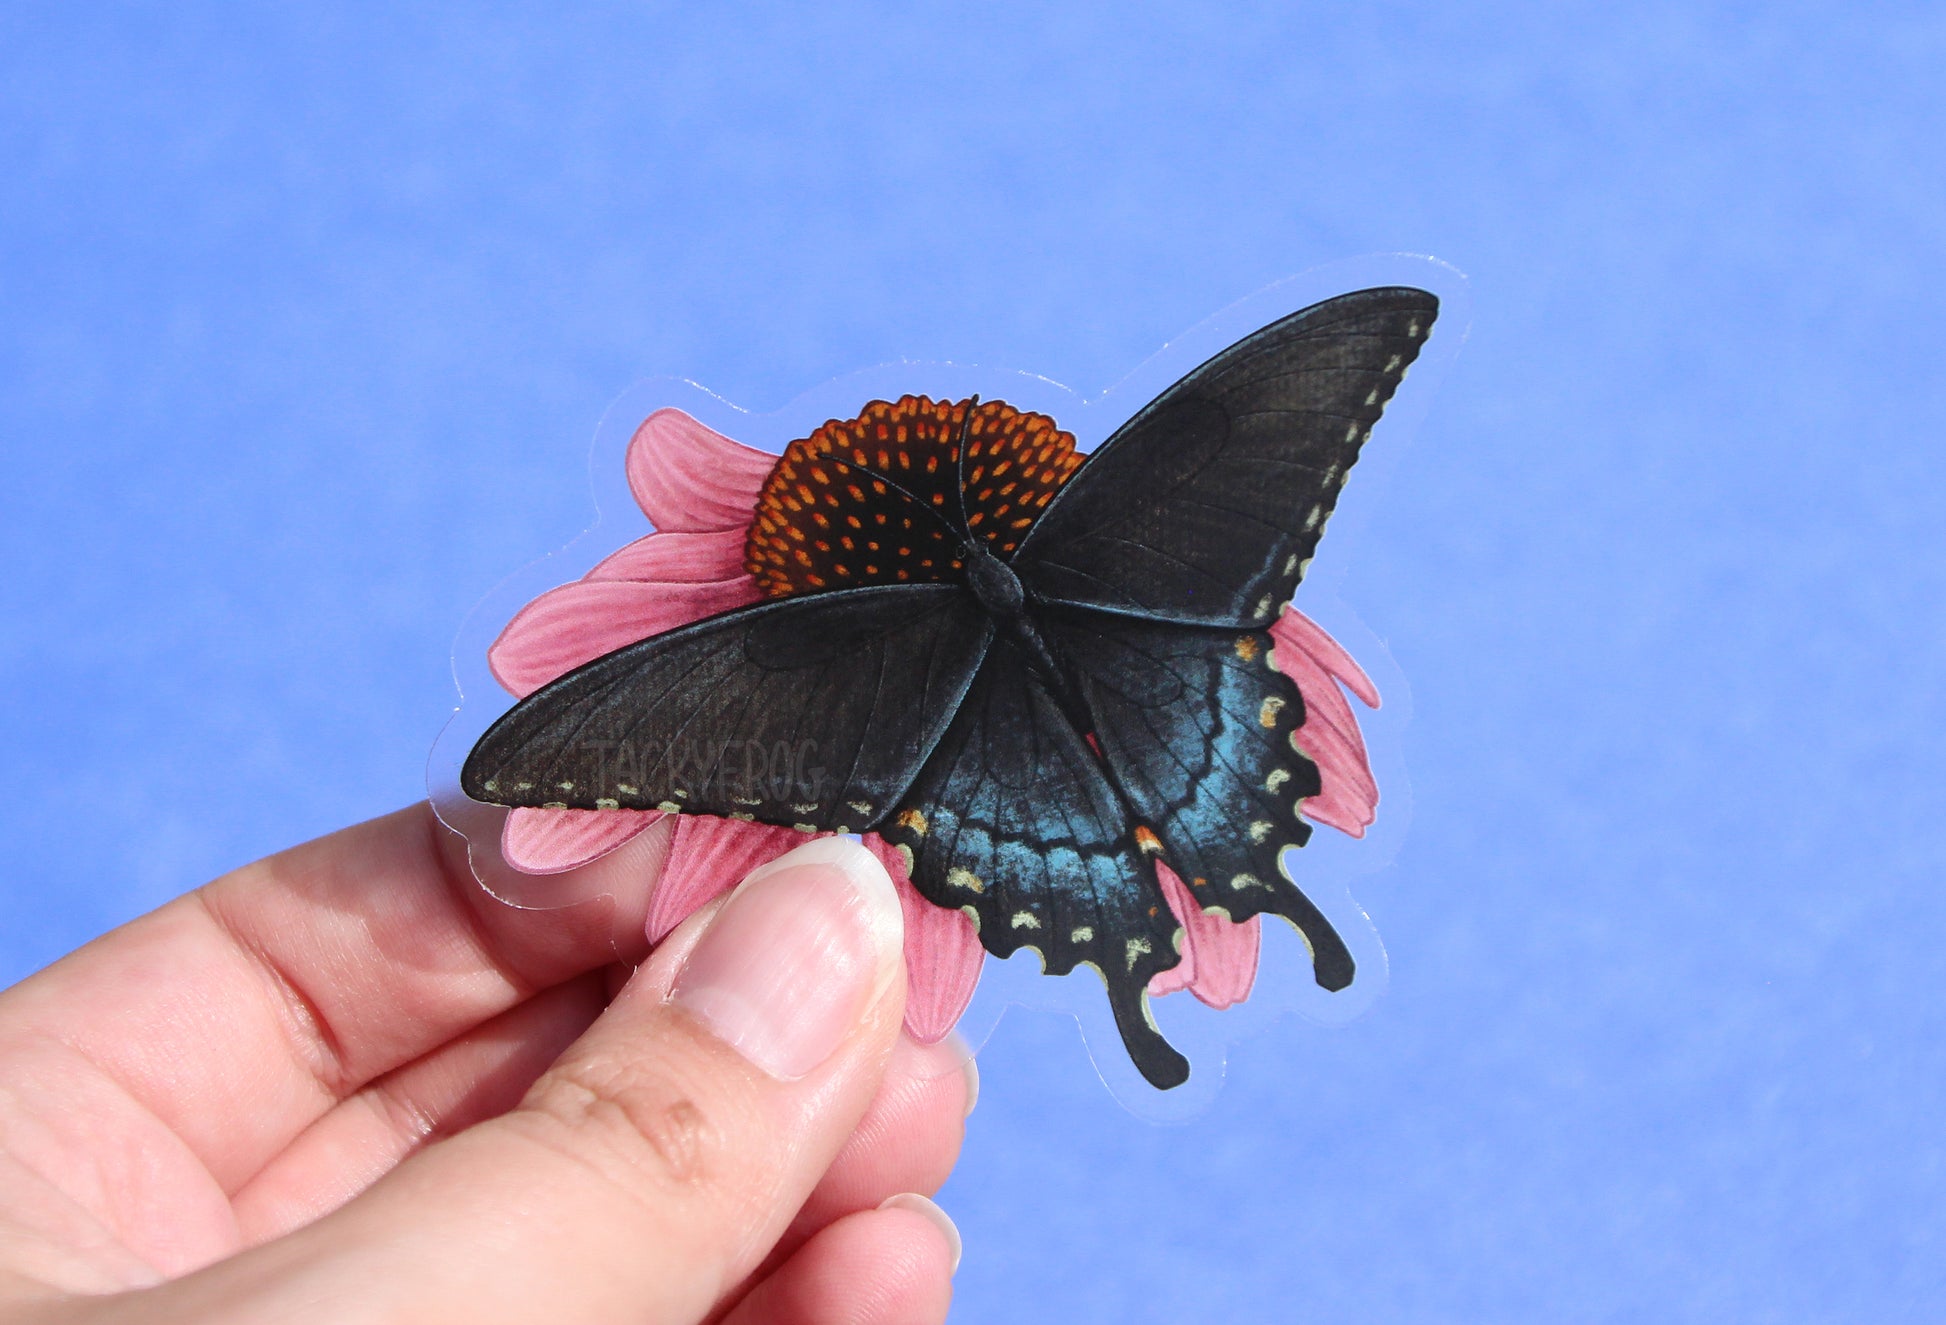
[4, 3, 1941, 1319]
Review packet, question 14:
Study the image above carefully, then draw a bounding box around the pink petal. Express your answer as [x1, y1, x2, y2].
[587, 529, 752, 584]
[502, 807, 664, 873]
[1274, 642, 1371, 770]
[1302, 783, 1373, 839]
[626, 409, 776, 533]
[488, 577, 763, 698]
[1147, 863, 1261, 1009]
[864, 836, 984, 1044]
[1296, 773, 1375, 838]
[644, 816, 815, 944]
[1272, 607, 1380, 709]
[1271, 607, 1382, 838]
[1289, 704, 1378, 805]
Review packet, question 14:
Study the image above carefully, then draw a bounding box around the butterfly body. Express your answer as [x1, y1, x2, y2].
[962, 541, 1027, 618]
[464, 287, 1439, 1088]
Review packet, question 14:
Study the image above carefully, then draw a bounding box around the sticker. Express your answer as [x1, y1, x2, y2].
[431, 254, 1467, 1113]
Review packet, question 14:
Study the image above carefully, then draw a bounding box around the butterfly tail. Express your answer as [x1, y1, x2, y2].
[1101, 967, 1192, 1090]
[1262, 866, 1355, 991]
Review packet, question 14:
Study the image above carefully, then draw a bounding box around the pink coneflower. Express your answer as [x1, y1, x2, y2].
[483, 407, 1382, 1043]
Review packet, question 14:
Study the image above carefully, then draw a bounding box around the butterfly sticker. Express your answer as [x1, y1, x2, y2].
[461, 287, 1438, 1088]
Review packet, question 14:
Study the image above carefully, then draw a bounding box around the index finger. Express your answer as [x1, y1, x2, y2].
[0, 804, 674, 1199]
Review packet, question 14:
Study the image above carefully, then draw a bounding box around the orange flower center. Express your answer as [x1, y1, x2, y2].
[743, 394, 1083, 599]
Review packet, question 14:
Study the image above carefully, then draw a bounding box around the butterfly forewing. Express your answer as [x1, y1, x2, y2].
[1011, 287, 1438, 627]
[876, 637, 1192, 1089]
[1037, 608, 1354, 988]
[462, 584, 993, 832]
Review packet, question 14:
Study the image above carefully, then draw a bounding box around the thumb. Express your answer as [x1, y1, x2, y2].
[127, 836, 910, 1325]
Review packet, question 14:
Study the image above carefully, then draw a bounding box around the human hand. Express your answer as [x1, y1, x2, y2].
[0, 807, 969, 1323]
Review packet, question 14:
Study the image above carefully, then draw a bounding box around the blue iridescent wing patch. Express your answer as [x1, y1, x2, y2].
[875, 635, 1192, 1087]
[1036, 608, 1352, 989]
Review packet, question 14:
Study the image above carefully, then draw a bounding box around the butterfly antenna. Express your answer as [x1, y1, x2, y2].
[815, 453, 964, 542]
[951, 395, 979, 542]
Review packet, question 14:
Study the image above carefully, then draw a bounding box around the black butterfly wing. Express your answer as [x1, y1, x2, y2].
[1037, 606, 1354, 988]
[1012, 286, 1438, 627]
[875, 635, 1191, 1089]
[462, 583, 993, 832]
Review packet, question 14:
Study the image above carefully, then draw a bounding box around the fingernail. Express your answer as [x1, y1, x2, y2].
[670, 838, 903, 1079]
[879, 1192, 962, 1274]
[949, 1031, 980, 1118]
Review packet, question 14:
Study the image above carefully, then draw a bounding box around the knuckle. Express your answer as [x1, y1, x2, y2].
[514, 1052, 731, 1199]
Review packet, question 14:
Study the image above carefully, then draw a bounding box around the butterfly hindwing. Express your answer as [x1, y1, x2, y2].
[1012, 287, 1438, 627]
[462, 584, 993, 832]
[876, 636, 1191, 1089]
[1038, 607, 1354, 989]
